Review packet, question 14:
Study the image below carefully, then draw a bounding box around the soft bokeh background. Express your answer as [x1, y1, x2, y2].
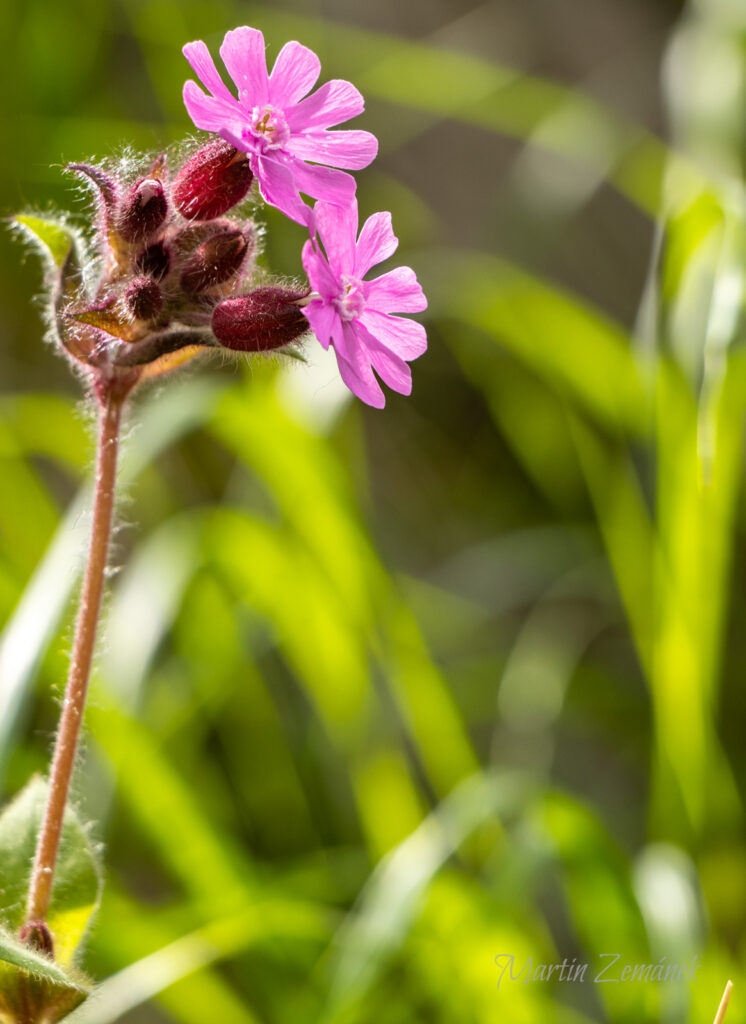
[2, 0, 746, 1020]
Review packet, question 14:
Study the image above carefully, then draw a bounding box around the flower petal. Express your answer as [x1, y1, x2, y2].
[302, 296, 339, 350]
[364, 267, 427, 313]
[291, 160, 357, 208]
[254, 154, 308, 223]
[269, 41, 321, 106]
[354, 212, 398, 277]
[333, 324, 385, 408]
[183, 40, 235, 102]
[286, 79, 364, 131]
[357, 322, 413, 395]
[336, 353, 385, 408]
[288, 130, 378, 170]
[312, 200, 357, 276]
[183, 81, 246, 134]
[220, 27, 269, 107]
[358, 309, 427, 360]
[301, 239, 339, 300]
[218, 124, 250, 152]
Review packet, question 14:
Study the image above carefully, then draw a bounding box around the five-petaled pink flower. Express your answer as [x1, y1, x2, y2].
[182, 27, 378, 224]
[302, 201, 427, 408]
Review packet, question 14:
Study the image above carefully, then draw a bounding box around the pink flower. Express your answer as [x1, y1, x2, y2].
[302, 201, 427, 408]
[182, 27, 378, 225]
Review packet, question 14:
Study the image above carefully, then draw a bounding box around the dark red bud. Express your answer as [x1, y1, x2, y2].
[180, 230, 249, 296]
[135, 239, 170, 280]
[117, 178, 168, 243]
[20, 921, 54, 958]
[125, 276, 163, 321]
[212, 288, 309, 352]
[172, 141, 253, 221]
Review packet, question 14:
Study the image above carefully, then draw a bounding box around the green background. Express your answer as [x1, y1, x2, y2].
[1, 0, 746, 1020]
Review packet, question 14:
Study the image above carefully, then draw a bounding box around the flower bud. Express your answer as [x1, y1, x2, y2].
[179, 230, 249, 296]
[212, 288, 309, 352]
[125, 275, 163, 321]
[20, 921, 54, 958]
[172, 141, 253, 221]
[170, 219, 226, 256]
[135, 239, 170, 280]
[117, 178, 168, 243]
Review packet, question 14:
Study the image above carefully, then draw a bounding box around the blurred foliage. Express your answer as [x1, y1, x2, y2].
[2, 0, 746, 1022]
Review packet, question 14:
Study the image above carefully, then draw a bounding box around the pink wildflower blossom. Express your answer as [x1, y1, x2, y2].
[302, 201, 427, 408]
[182, 27, 378, 224]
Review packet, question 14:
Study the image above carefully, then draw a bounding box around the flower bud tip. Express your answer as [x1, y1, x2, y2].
[125, 276, 163, 321]
[117, 177, 168, 243]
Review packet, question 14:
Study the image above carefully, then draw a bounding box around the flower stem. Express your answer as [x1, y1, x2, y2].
[26, 395, 123, 927]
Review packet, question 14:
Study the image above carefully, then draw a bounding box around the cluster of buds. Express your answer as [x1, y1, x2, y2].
[54, 139, 310, 405]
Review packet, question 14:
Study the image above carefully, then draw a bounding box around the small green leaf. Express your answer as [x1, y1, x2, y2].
[0, 777, 103, 968]
[0, 926, 89, 1023]
[12, 215, 76, 271]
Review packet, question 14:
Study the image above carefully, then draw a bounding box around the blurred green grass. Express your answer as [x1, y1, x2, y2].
[2, 0, 746, 1021]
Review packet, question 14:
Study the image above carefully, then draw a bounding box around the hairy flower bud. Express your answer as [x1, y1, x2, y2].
[172, 141, 253, 221]
[212, 288, 309, 351]
[117, 178, 168, 243]
[19, 921, 54, 958]
[125, 276, 163, 321]
[171, 219, 222, 253]
[180, 229, 249, 296]
[135, 239, 171, 280]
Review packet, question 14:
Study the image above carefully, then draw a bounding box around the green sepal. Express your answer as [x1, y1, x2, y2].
[282, 347, 308, 363]
[0, 777, 103, 968]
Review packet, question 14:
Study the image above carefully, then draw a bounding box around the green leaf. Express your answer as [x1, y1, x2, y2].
[0, 777, 103, 969]
[0, 926, 89, 1024]
[12, 215, 76, 271]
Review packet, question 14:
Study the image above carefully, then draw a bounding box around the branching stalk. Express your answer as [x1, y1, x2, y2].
[26, 395, 123, 927]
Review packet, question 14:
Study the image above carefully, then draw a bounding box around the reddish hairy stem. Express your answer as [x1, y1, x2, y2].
[26, 396, 123, 926]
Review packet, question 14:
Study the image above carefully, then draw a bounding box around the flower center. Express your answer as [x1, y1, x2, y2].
[243, 104, 291, 151]
[334, 276, 365, 322]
